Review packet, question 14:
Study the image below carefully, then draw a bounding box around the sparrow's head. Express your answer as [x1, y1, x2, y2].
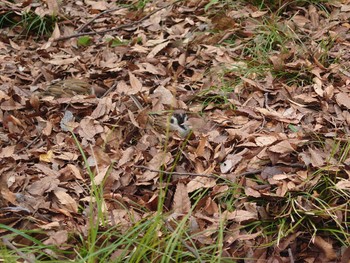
[169, 113, 191, 137]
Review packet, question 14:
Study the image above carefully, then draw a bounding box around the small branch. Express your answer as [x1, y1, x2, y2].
[55, 0, 183, 42]
[76, 7, 122, 33]
[288, 248, 295, 263]
[135, 163, 307, 179]
[134, 165, 217, 178]
[101, 80, 119, 98]
[2, 238, 36, 263]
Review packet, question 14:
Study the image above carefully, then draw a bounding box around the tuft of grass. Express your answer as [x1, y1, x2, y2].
[68, 123, 224, 262]
[70, 131, 110, 263]
[234, 138, 350, 250]
[194, 71, 237, 111]
[0, 10, 57, 38]
[0, 225, 66, 261]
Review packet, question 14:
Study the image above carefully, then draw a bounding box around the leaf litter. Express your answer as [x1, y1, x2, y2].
[1, 0, 350, 261]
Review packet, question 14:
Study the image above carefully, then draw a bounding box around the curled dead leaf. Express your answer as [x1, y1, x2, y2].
[224, 209, 258, 223]
[173, 183, 191, 214]
[54, 188, 78, 213]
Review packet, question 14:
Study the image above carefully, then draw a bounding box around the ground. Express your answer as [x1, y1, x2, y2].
[1, 0, 350, 262]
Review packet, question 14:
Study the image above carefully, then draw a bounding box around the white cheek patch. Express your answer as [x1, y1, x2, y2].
[170, 113, 191, 136]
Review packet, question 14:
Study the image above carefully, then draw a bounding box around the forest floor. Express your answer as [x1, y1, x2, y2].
[1, 0, 350, 262]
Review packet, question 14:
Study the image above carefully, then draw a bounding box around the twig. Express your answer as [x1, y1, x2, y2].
[134, 165, 217, 178]
[2, 238, 36, 263]
[31, 72, 43, 85]
[288, 248, 295, 263]
[130, 94, 144, 110]
[135, 163, 307, 179]
[76, 7, 122, 33]
[16, 134, 42, 154]
[55, 0, 184, 42]
[101, 80, 119, 98]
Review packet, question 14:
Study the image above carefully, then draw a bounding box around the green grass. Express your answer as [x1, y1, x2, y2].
[237, 137, 350, 250]
[0, 225, 63, 261]
[2, 0, 350, 261]
[0, 10, 57, 38]
[66, 128, 224, 262]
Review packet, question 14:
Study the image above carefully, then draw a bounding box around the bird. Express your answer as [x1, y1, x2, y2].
[40, 79, 92, 98]
[39, 78, 105, 98]
[130, 95, 191, 137]
[150, 110, 191, 137]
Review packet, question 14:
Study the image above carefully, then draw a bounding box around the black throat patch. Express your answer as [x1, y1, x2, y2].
[172, 113, 188, 130]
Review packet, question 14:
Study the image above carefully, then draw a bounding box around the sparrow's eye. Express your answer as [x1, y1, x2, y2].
[170, 117, 175, 124]
[173, 113, 184, 124]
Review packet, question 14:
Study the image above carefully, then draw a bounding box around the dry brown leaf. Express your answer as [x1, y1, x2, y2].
[43, 230, 68, 246]
[54, 188, 78, 213]
[309, 5, 319, 29]
[269, 55, 284, 70]
[147, 41, 169, 58]
[173, 182, 191, 214]
[335, 92, 350, 109]
[93, 166, 110, 185]
[47, 56, 80, 65]
[309, 148, 325, 167]
[251, 10, 268, 18]
[91, 97, 113, 119]
[129, 71, 143, 93]
[27, 176, 60, 196]
[46, 0, 60, 15]
[39, 150, 54, 163]
[0, 145, 15, 158]
[61, 164, 84, 180]
[220, 154, 242, 174]
[152, 86, 175, 106]
[324, 84, 334, 100]
[85, 0, 108, 10]
[118, 147, 135, 166]
[255, 136, 278, 147]
[78, 118, 104, 141]
[313, 77, 324, 97]
[256, 108, 301, 124]
[203, 197, 218, 215]
[269, 140, 295, 154]
[148, 152, 172, 170]
[335, 179, 350, 190]
[137, 152, 172, 182]
[313, 236, 337, 260]
[195, 135, 208, 156]
[187, 177, 216, 193]
[42, 120, 53, 136]
[54, 151, 79, 161]
[224, 209, 258, 223]
[276, 180, 288, 197]
[39, 221, 60, 230]
[292, 15, 310, 27]
[128, 109, 141, 128]
[245, 187, 261, 198]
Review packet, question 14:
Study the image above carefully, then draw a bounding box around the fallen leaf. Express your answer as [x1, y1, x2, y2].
[43, 230, 68, 246]
[335, 92, 350, 110]
[224, 210, 258, 223]
[54, 188, 78, 213]
[173, 182, 191, 213]
[39, 150, 54, 163]
[313, 236, 336, 260]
